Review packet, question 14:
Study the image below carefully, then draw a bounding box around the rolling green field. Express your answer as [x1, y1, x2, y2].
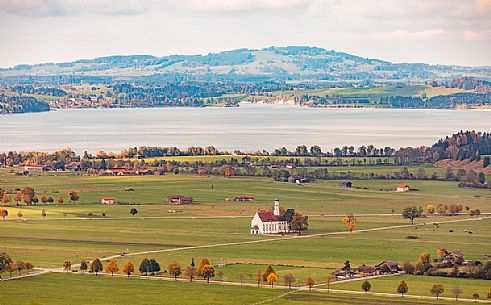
[0, 273, 477, 305]
[1, 173, 489, 218]
[1, 173, 490, 304]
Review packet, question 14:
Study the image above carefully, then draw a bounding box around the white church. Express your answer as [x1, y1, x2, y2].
[250, 198, 289, 234]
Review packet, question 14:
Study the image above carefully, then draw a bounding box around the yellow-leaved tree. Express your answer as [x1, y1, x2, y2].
[267, 273, 278, 287]
[104, 260, 119, 276]
[123, 261, 134, 277]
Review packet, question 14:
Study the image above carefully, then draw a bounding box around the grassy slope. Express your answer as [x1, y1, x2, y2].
[0, 273, 282, 305]
[333, 275, 491, 300]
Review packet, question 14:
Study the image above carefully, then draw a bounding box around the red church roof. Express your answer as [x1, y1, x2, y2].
[257, 211, 285, 222]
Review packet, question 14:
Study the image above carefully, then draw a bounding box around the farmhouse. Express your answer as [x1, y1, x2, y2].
[24, 164, 47, 171]
[250, 198, 289, 234]
[167, 195, 193, 205]
[396, 183, 410, 192]
[288, 175, 308, 184]
[65, 162, 81, 171]
[339, 181, 352, 188]
[234, 196, 255, 202]
[100, 197, 116, 204]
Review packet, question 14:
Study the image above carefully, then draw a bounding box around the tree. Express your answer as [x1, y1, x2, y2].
[262, 264, 276, 282]
[416, 252, 432, 274]
[80, 261, 88, 274]
[256, 270, 262, 287]
[90, 258, 103, 275]
[130, 208, 138, 216]
[104, 260, 119, 276]
[185, 266, 197, 282]
[22, 187, 35, 205]
[397, 280, 408, 297]
[123, 261, 134, 277]
[436, 248, 448, 258]
[41, 209, 47, 218]
[342, 214, 357, 232]
[197, 258, 211, 278]
[139, 258, 151, 275]
[402, 261, 415, 275]
[306, 277, 315, 290]
[487, 288, 491, 299]
[361, 280, 371, 294]
[452, 286, 463, 301]
[63, 260, 72, 272]
[15, 260, 26, 275]
[0, 252, 13, 279]
[25, 261, 34, 274]
[267, 273, 278, 287]
[6, 262, 16, 277]
[402, 206, 421, 224]
[17, 210, 22, 220]
[0, 208, 8, 220]
[68, 191, 79, 204]
[14, 192, 21, 205]
[202, 264, 215, 283]
[57, 196, 64, 205]
[473, 293, 480, 302]
[342, 260, 351, 271]
[291, 213, 309, 235]
[2, 193, 11, 205]
[326, 275, 331, 293]
[283, 274, 294, 289]
[238, 272, 246, 285]
[41, 195, 48, 204]
[168, 261, 182, 280]
[149, 258, 161, 275]
[430, 284, 444, 299]
[426, 204, 435, 214]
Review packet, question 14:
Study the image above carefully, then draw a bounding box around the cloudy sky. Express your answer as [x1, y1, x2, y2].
[0, 0, 490, 68]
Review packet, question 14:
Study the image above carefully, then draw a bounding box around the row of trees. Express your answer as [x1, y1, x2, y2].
[0, 252, 34, 279]
[0, 187, 79, 206]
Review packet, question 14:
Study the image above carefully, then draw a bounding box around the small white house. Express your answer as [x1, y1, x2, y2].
[396, 184, 410, 192]
[250, 198, 289, 234]
[100, 197, 116, 204]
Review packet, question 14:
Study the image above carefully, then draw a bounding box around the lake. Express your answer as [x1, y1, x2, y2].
[0, 104, 490, 153]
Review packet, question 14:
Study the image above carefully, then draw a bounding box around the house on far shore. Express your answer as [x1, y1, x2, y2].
[396, 183, 410, 192]
[100, 197, 116, 204]
[286, 163, 296, 169]
[167, 195, 193, 205]
[234, 196, 255, 202]
[339, 181, 352, 188]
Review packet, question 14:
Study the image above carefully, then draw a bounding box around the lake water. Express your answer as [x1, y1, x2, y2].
[1, 104, 490, 153]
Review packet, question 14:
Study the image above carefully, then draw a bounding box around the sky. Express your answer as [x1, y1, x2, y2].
[0, 0, 490, 68]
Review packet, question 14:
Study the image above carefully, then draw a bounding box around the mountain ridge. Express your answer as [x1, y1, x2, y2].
[2, 46, 491, 82]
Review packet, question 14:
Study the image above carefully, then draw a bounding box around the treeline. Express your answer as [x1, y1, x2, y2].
[0, 96, 50, 114]
[10, 85, 67, 97]
[395, 131, 491, 164]
[430, 77, 491, 93]
[380, 93, 491, 109]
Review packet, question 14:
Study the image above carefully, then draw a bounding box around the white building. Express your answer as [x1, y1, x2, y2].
[250, 198, 289, 234]
[396, 184, 410, 192]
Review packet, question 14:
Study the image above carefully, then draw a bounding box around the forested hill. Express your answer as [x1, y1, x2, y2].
[0, 96, 50, 114]
[1, 46, 490, 82]
[396, 131, 491, 164]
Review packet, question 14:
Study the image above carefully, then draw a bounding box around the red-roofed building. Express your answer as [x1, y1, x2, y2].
[24, 164, 47, 171]
[250, 198, 289, 234]
[100, 197, 116, 204]
[234, 196, 255, 202]
[396, 183, 410, 192]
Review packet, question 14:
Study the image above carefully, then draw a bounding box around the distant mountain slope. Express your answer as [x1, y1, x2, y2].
[1, 46, 490, 82]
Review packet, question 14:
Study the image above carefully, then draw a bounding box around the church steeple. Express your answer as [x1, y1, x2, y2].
[274, 197, 280, 216]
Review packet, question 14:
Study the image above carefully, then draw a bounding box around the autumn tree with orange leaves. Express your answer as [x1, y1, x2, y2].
[342, 214, 357, 232]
